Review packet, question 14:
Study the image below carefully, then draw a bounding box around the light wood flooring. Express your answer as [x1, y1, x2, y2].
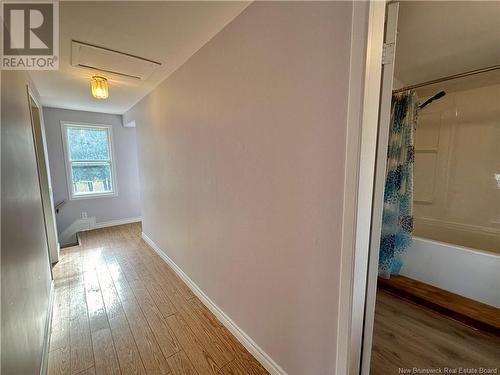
[47, 223, 268, 375]
[371, 290, 500, 374]
[378, 275, 500, 335]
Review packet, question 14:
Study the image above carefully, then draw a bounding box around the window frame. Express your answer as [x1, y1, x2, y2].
[61, 121, 118, 200]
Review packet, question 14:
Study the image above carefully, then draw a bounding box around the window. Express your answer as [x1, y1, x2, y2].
[62, 122, 117, 199]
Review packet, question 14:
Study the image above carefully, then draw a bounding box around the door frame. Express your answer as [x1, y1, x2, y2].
[27, 85, 60, 265]
[336, 1, 398, 374]
[359, 3, 399, 374]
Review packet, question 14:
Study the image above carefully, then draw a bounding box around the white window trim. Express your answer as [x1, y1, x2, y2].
[60, 121, 118, 200]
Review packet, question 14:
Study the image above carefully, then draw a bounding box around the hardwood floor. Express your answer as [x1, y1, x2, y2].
[48, 223, 268, 375]
[48, 222, 499, 375]
[371, 290, 500, 374]
[378, 275, 500, 335]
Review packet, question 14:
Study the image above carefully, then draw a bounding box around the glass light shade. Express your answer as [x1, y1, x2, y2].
[91, 75, 109, 99]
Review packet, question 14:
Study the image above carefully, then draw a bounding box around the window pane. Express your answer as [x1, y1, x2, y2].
[71, 163, 113, 195]
[67, 126, 110, 161]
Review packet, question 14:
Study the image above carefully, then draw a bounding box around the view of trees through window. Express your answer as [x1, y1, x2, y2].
[65, 125, 114, 196]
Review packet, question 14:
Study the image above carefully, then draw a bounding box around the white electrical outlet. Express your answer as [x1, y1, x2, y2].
[82, 212, 87, 219]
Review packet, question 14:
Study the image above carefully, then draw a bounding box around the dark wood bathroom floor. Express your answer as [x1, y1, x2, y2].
[370, 290, 500, 374]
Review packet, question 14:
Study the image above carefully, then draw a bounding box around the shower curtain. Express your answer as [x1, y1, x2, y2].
[378, 90, 417, 278]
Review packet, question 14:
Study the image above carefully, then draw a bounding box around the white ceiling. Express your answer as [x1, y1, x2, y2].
[395, 1, 500, 87]
[30, 1, 250, 114]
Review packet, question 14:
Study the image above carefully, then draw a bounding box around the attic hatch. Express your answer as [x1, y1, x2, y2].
[71, 40, 162, 80]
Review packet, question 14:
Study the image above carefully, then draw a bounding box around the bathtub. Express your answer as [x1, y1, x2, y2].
[400, 237, 500, 308]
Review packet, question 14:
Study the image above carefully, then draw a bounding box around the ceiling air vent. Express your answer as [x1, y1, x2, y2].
[71, 40, 161, 80]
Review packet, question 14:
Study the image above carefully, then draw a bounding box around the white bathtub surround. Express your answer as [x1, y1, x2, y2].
[413, 83, 500, 254]
[400, 237, 500, 308]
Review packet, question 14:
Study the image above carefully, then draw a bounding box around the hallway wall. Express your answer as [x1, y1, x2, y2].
[42, 107, 142, 236]
[124, 2, 353, 373]
[1, 71, 53, 374]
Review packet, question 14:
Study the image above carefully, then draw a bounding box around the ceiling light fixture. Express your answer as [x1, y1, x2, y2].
[90, 75, 109, 99]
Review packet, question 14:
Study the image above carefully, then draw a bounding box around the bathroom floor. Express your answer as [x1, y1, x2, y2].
[371, 290, 500, 374]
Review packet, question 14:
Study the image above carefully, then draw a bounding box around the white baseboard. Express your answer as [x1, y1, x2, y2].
[93, 216, 142, 229]
[141, 232, 286, 375]
[40, 280, 55, 375]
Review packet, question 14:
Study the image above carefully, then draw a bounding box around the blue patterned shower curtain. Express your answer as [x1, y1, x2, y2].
[378, 91, 417, 278]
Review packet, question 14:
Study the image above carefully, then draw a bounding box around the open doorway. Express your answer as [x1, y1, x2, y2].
[361, 2, 500, 374]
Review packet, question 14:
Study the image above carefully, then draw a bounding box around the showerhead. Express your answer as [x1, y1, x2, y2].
[434, 91, 446, 100]
[419, 91, 446, 109]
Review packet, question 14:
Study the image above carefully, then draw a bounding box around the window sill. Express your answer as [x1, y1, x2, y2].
[70, 192, 118, 201]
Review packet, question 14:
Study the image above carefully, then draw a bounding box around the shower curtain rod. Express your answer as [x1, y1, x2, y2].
[392, 63, 500, 93]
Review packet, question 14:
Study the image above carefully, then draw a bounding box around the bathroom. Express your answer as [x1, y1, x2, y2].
[368, 1, 500, 373]
[401, 72, 500, 308]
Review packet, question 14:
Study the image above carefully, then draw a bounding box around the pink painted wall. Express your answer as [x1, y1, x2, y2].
[2, 71, 52, 374]
[124, 2, 353, 373]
